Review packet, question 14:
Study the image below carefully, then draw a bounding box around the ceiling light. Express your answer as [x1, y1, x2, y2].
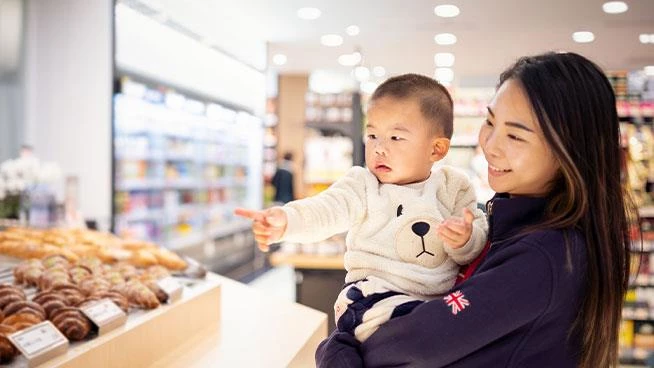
[434, 33, 457, 45]
[640, 34, 650, 44]
[372, 66, 386, 77]
[272, 54, 287, 66]
[360, 81, 378, 95]
[321, 34, 343, 47]
[297, 7, 321, 20]
[338, 52, 362, 66]
[434, 4, 460, 18]
[572, 31, 595, 43]
[354, 66, 370, 82]
[602, 1, 628, 14]
[434, 68, 454, 83]
[645, 66, 654, 76]
[346, 25, 360, 36]
[434, 52, 455, 67]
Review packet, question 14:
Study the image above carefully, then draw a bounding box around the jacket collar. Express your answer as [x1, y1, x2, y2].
[487, 193, 548, 242]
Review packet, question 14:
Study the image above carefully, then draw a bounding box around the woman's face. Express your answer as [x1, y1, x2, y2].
[478, 79, 560, 197]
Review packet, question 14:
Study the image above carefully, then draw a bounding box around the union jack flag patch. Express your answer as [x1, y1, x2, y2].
[444, 290, 469, 315]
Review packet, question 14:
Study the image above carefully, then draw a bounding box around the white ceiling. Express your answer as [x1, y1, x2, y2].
[128, 0, 654, 87]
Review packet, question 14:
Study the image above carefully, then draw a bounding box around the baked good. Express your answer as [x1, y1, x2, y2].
[49, 284, 85, 306]
[3, 300, 47, 320]
[50, 307, 91, 341]
[32, 291, 70, 318]
[85, 290, 130, 313]
[13, 259, 44, 285]
[0, 324, 17, 363]
[69, 265, 93, 284]
[150, 248, 187, 270]
[78, 276, 111, 296]
[0, 286, 26, 309]
[42, 254, 70, 269]
[2, 312, 43, 330]
[115, 281, 160, 310]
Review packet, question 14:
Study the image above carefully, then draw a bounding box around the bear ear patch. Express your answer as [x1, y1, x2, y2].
[397, 204, 403, 217]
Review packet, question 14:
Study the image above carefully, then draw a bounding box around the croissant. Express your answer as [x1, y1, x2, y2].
[38, 267, 71, 291]
[0, 287, 26, 310]
[50, 284, 85, 307]
[0, 325, 17, 363]
[12, 259, 43, 285]
[142, 278, 168, 303]
[78, 276, 111, 296]
[77, 257, 104, 275]
[3, 300, 47, 320]
[115, 281, 160, 310]
[42, 254, 70, 269]
[69, 265, 93, 284]
[33, 291, 70, 318]
[2, 312, 43, 330]
[50, 307, 92, 341]
[88, 291, 130, 313]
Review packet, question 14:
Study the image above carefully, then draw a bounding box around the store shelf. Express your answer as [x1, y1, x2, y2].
[641, 207, 654, 218]
[167, 221, 253, 251]
[306, 121, 353, 135]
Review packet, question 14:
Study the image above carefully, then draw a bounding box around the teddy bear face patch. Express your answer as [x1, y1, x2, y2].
[394, 204, 447, 269]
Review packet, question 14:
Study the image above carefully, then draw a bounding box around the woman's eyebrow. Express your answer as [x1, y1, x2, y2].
[487, 106, 534, 133]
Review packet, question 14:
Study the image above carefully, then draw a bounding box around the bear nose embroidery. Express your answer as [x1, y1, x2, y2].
[412, 222, 430, 237]
[412, 222, 435, 258]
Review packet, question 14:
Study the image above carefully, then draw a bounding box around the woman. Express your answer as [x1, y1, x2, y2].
[316, 52, 635, 367]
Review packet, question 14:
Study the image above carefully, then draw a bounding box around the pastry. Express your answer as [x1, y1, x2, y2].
[0, 286, 26, 309]
[42, 254, 70, 269]
[0, 325, 17, 363]
[150, 248, 187, 270]
[50, 307, 92, 341]
[89, 291, 130, 312]
[69, 265, 93, 284]
[3, 300, 47, 320]
[2, 312, 43, 330]
[114, 281, 160, 310]
[50, 284, 85, 306]
[78, 277, 111, 296]
[32, 291, 70, 318]
[13, 259, 44, 285]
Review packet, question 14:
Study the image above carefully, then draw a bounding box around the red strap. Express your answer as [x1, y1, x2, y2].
[455, 240, 491, 285]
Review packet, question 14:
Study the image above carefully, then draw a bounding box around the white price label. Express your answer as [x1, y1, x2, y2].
[9, 321, 68, 356]
[81, 299, 126, 325]
[156, 276, 183, 303]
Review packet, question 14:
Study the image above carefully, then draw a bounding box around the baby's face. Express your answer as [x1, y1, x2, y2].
[365, 97, 441, 185]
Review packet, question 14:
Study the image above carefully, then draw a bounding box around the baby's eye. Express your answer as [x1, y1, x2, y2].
[367, 134, 377, 140]
[396, 205, 403, 217]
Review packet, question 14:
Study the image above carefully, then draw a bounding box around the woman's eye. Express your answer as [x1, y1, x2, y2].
[508, 134, 524, 142]
[391, 136, 403, 141]
[485, 119, 493, 126]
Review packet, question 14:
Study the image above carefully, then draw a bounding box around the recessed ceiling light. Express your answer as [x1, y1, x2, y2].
[572, 31, 595, 43]
[434, 67, 454, 83]
[297, 7, 321, 20]
[434, 53, 455, 67]
[321, 34, 343, 47]
[434, 33, 457, 45]
[645, 66, 654, 76]
[640, 34, 650, 43]
[346, 25, 360, 36]
[434, 4, 460, 18]
[272, 54, 287, 66]
[372, 66, 386, 77]
[338, 52, 362, 66]
[602, 1, 628, 14]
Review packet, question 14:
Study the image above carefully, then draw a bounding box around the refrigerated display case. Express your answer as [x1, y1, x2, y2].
[112, 77, 263, 253]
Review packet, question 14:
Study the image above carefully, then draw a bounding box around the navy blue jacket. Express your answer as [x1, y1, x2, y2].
[316, 194, 587, 367]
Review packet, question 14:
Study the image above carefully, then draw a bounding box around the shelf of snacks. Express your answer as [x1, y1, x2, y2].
[0, 226, 223, 367]
[113, 77, 263, 250]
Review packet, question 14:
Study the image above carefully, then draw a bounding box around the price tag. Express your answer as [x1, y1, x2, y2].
[8, 320, 69, 367]
[156, 276, 183, 303]
[80, 299, 127, 335]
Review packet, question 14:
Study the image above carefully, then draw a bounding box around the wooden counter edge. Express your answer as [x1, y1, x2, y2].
[269, 252, 345, 270]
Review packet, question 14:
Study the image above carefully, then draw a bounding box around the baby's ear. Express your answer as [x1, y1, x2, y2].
[430, 137, 450, 162]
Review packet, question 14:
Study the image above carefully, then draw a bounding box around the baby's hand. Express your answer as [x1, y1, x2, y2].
[438, 208, 474, 249]
[234, 207, 288, 252]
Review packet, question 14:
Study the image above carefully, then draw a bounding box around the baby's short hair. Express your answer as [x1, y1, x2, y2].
[371, 73, 453, 138]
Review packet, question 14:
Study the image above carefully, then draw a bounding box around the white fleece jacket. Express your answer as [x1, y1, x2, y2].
[280, 166, 488, 297]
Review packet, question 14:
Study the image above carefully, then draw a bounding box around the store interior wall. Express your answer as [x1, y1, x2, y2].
[23, 0, 113, 228]
[0, 0, 25, 163]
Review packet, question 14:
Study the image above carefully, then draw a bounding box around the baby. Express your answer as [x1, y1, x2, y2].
[237, 73, 488, 342]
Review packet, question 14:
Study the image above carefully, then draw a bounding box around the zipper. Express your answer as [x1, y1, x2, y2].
[486, 199, 494, 244]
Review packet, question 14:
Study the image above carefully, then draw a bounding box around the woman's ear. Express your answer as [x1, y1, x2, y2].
[430, 137, 451, 162]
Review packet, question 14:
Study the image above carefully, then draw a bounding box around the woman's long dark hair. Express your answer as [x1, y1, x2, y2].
[499, 52, 635, 367]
